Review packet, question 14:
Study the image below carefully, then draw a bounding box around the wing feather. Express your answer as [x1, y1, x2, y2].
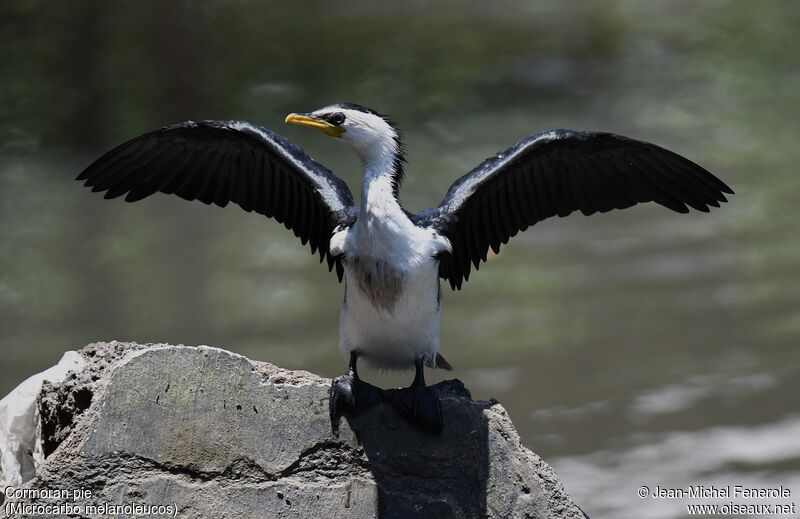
[78, 120, 356, 275]
[418, 129, 733, 289]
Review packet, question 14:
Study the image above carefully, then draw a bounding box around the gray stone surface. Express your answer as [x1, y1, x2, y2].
[4, 342, 587, 518]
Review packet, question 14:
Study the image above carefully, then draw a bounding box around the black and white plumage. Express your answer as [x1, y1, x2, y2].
[78, 119, 357, 276]
[416, 130, 733, 289]
[78, 103, 733, 434]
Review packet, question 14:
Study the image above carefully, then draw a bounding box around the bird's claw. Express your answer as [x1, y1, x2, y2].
[329, 352, 442, 437]
[329, 373, 384, 437]
[385, 385, 443, 435]
[329, 373, 356, 437]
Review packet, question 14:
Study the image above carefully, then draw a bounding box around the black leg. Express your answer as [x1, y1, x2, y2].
[329, 351, 383, 437]
[385, 356, 443, 435]
[411, 356, 425, 387]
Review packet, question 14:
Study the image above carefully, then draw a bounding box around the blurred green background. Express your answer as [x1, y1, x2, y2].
[1, 1, 798, 517]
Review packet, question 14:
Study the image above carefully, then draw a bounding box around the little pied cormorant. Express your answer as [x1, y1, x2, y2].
[77, 103, 733, 435]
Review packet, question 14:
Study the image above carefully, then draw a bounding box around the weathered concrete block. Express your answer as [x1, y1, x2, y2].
[2, 342, 587, 518]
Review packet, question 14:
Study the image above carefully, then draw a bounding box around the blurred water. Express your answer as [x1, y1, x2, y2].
[1, 1, 799, 517]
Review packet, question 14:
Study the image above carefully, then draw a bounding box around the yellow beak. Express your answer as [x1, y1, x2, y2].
[285, 113, 345, 138]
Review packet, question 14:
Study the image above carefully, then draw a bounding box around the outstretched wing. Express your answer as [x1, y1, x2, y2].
[417, 130, 733, 289]
[77, 120, 356, 279]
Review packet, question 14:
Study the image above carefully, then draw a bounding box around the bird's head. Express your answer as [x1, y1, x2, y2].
[285, 103, 404, 170]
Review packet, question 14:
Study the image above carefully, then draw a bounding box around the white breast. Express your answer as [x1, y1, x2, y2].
[330, 176, 451, 370]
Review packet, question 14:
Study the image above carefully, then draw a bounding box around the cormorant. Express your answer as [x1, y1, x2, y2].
[77, 103, 733, 435]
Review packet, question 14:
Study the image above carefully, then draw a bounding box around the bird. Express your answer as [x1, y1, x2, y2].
[77, 103, 733, 436]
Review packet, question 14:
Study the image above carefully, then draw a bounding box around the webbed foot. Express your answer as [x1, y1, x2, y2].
[329, 373, 355, 437]
[329, 351, 383, 437]
[385, 357, 443, 435]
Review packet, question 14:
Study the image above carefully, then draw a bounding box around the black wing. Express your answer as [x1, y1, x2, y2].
[417, 130, 734, 290]
[77, 120, 356, 279]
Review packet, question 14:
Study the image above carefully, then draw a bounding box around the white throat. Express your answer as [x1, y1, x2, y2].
[360, 145, 401, 218]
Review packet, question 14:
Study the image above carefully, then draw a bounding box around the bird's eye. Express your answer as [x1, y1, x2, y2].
[329, 112, 346, 126]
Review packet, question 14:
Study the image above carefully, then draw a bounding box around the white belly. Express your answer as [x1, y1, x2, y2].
[329, 172, 452, 370]
[338, 256, 442, 370]
[331, 214, 451, 369]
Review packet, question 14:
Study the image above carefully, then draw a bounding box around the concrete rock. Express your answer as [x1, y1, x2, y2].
[3, 342, 587, 518]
